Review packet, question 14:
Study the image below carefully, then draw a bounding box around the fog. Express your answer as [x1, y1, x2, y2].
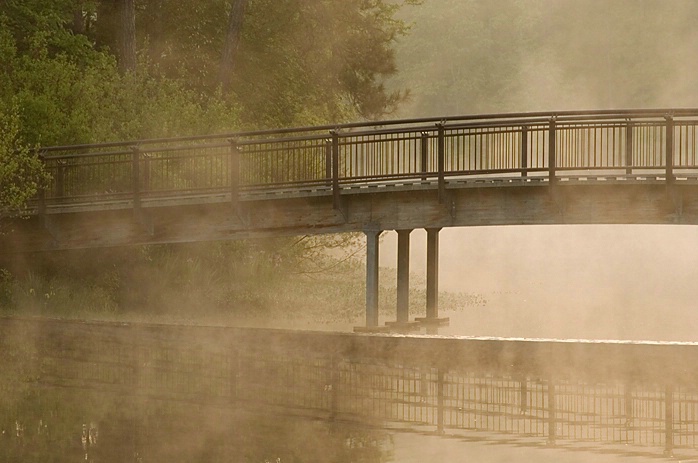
[391, 0, 698, 115]
[7, 2, 698, 461]
[372, 0, 698, 343]
[380, 225, 698, 341]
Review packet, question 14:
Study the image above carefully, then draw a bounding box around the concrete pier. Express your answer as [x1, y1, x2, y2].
[364, 229, 381, 328]
[396, 229, 412, 324]
[358, 227, 448, 332]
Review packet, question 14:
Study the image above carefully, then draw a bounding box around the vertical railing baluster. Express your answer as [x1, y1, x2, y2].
[666, 115, 674, 184]
[437, 122, 445, 203]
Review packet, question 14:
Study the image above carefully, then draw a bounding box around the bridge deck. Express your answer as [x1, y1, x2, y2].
[32, 173, 698, 214]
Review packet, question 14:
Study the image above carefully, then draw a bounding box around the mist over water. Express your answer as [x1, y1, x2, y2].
[9, 2, 698, 462]
[380, 225, 698, 342]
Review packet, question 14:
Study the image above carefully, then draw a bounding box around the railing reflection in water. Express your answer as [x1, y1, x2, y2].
[2, 317, 698, 459]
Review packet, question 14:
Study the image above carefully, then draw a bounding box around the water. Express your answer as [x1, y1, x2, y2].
[3, 318, 698, 462]
[0, 388, 684, 463]
[1, 387, 687, 462]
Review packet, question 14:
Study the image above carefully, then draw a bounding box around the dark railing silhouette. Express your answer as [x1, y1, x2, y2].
[4, 317, 698, 457]
[33, 109, 698, 215]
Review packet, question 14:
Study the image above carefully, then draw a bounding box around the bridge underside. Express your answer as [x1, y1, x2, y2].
[2, 181, 695, 253]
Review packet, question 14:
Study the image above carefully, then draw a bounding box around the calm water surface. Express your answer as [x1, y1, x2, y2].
[1, 387, 687, 462]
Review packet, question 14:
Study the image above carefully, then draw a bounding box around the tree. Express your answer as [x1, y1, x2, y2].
[135, 0, 419, 126]
[219, 0, 249, 93]
[94, 0, 136, 73]
[228, 0, 418, 124]
[118, 0, 136, 72]
[0, 1, 421, 320]
[0, 108, 48, 218]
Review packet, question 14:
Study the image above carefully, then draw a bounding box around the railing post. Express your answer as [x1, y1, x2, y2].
[624, 383, 633, 425]
[548, 118, 557, 185]
[519, 377, 528, 414]
[325, 138, 332, 187]
[437, 122, 445, 203]
[521, 125, 528, 178]
[436, 369, 445, 434]
[230, 347, 239, 402]
[331, 130, 340, 209]
[625, 120, 634, 176]
[547, 377, 556, 445]
[142, 153, 151, 195]
[131, 146, 141, 215]
[55, 160, 66, 198]
[229, 139, 240, 206]
[421, 131, 429, 181]
[665, 384, 674, 457]
[330, 356, 340, 420]
[665, 115, 674, 184]
[37, 153, 47, 218]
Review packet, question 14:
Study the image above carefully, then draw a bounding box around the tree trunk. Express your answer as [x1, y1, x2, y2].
[118, 0, 137, 73]
[219, 0, 249, 93]
[72, 5, 85, 35]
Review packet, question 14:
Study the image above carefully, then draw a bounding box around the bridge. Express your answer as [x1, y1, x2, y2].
[3, 108, 698, 328]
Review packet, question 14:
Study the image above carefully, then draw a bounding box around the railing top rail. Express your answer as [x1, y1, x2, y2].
[38, 108, 698, 155]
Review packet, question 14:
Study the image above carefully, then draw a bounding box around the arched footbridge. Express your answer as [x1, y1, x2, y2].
[4, 108, 698, 327]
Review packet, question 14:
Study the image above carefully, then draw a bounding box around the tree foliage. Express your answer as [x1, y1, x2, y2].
[135, 0, 418, 125]
[0, 0, 422, 318]
[0, 108, 49, 217]
[0, 0, 418, 213]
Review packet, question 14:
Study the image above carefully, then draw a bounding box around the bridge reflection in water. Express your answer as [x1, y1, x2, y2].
[2, 317, 698, 461]
[0, 319, 698, 461]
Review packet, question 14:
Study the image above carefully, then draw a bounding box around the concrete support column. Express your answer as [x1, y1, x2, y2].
[417, 227, 448, 332]
[365, 229, 381, 327]
[396, 229, 412, 324]
[426, 227, 441, 319]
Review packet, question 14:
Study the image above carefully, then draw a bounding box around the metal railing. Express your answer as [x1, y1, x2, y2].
[3, 317, 698, 456]
[31, 109, 698, 215]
